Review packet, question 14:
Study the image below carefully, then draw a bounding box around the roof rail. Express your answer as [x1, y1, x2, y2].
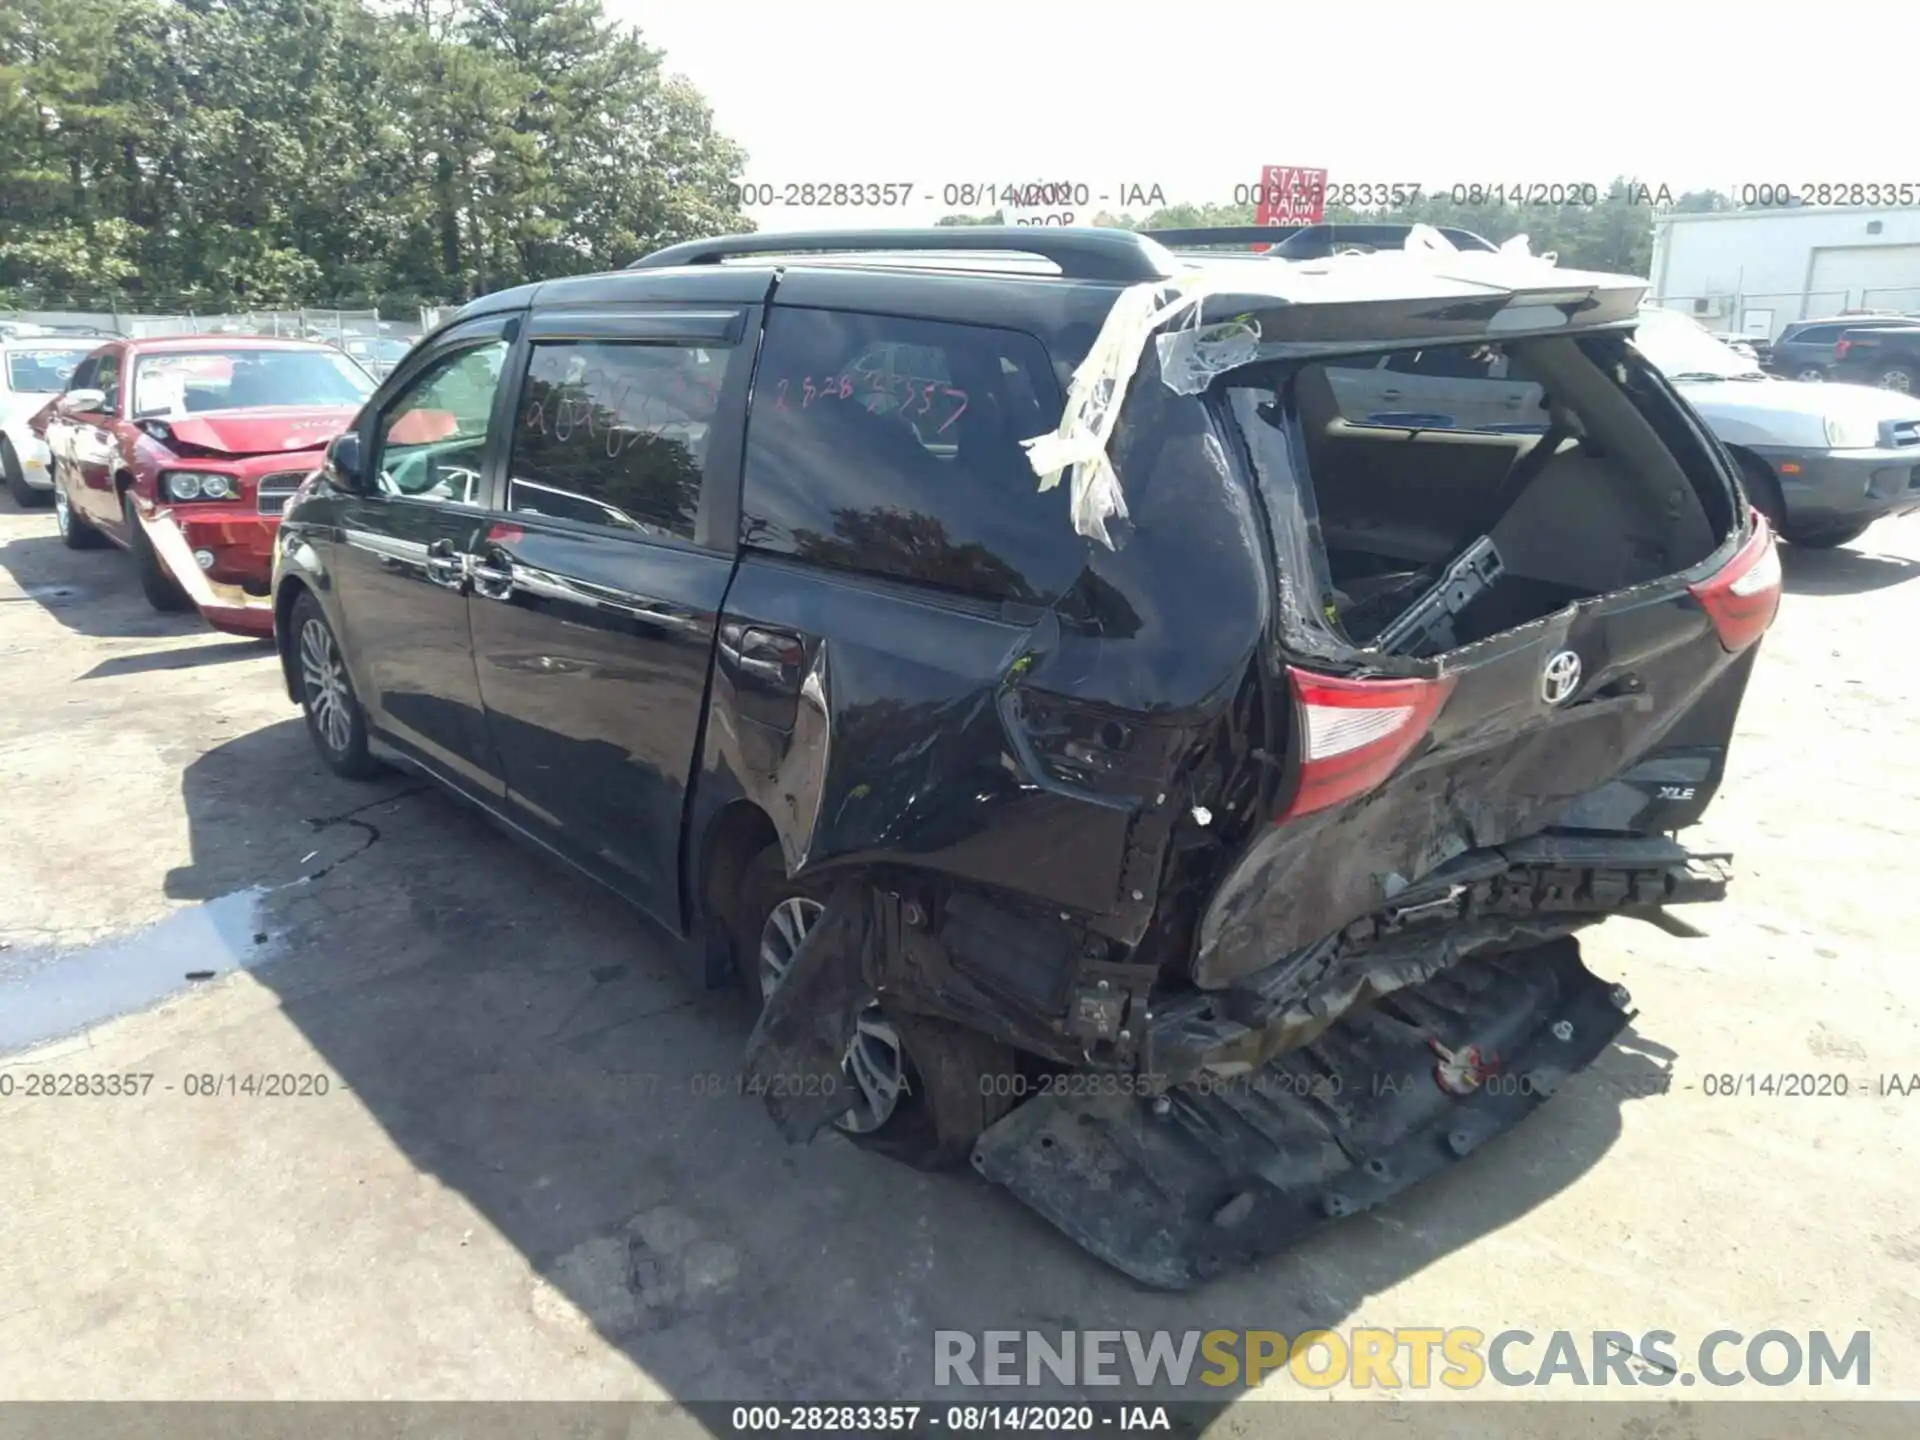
[1144, 224, 1500, 258]
[627, 227, 1178, 282]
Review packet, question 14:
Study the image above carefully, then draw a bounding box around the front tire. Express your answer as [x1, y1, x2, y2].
[3, 439, 46, 507]
[1735, 454, 1786, 533]
[52, 463, 107, 549]
[1782, 519, 1871, 549]
[732, 843, 1014, 1169]
[125, 493, 193, 612]
[291, 591, 382, 779]
[1793, 365, 1826, 383]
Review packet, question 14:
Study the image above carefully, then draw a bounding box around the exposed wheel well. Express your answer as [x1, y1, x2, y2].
[274, 577, 310, 702]
[695, 799, 780, 979]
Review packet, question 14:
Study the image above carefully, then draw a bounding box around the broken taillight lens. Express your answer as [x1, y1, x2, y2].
[1834, 338, 1853, 360]
[1688, 510, 1781, 653]
[1276, 667, 1456, 821]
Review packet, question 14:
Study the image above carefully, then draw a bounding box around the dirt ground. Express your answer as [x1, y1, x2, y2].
[1, 490, 1916, 1410]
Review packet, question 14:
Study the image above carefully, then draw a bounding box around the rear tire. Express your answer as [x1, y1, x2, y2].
[291, 591, 382, 780]
[52, 462, 106, 549]
[1782, 519, 1871, 549]
[731, 843, 1015, 1170]
[3, 439, 46, 507]
[1877, 364, 1919, 395]
[125, 493, 193, 612]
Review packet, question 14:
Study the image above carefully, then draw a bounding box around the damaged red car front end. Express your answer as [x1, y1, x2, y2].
[128, 408, 354, 636]
[37, 337, 373, 636]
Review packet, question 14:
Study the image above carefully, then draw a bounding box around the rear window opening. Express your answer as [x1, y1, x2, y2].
[1223, 333, 1741, 658]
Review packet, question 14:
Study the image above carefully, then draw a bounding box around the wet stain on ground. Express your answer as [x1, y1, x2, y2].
[0, 887, 284, 1056]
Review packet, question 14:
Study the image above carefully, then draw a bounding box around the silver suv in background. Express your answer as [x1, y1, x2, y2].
[1635, 308, 1920, 547]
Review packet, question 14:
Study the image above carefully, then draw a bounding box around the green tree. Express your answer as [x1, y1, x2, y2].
[0, 0, 750, 309]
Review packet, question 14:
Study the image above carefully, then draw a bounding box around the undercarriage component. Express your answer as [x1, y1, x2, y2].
[743, 877, 1154, 1146]
[971, 937, 1632, 1289]
[857, 1009, 1021, 1171]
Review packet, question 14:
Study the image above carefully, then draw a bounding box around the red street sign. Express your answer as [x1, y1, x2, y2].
[1253, 165, 1327, 250]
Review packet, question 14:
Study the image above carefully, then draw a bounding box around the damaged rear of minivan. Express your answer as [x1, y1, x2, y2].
[744, 247, 1780, 1288]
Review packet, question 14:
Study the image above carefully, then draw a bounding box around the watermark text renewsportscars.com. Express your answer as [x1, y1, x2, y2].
[934, 1328, 1871, 1390]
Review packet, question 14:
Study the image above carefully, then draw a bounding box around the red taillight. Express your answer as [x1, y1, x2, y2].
[1688, 509, 1781, 653]
[1277, 667, 1455, 821]
[1834, 338, 1852, 360]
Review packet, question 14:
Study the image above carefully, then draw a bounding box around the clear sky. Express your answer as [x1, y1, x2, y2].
[614, 0, 1903, 232]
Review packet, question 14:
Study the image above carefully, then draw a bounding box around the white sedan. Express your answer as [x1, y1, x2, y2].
[2, 340, 99, 506]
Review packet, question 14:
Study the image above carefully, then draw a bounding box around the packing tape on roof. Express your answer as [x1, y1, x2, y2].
[1021, 225, 1557, 548]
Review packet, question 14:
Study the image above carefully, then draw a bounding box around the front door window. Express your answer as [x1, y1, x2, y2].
[375, 341, 509, 505]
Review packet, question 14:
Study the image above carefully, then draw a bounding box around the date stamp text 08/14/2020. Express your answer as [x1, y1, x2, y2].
[729, 179, 1920, 216]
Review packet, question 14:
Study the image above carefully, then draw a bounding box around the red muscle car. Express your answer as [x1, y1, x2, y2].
[35, 335, 376, 636]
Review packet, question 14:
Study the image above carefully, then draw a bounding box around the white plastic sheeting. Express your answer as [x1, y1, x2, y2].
[1020, 225, 1564, 548]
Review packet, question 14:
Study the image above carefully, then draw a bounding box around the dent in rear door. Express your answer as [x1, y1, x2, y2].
[466, 306, 752, 929]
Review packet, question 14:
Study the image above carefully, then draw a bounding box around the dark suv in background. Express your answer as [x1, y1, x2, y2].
[1770, 315, 1920, 382]
[270, 225, 1779, 1287]
[1830, 325, 1920, 393]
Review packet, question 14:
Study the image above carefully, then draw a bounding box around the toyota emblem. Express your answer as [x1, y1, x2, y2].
[1541, 650, 1582, 705]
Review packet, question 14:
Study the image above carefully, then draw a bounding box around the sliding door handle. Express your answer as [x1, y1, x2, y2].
[424, 539, 466, 589]
[469, 552, 516, 601]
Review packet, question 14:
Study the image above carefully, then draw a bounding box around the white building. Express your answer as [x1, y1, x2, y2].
[1649, 207, 1920, 339]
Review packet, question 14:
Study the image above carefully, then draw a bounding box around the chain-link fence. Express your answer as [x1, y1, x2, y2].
[1862, 286, 1920, 313]
[0, 305, 437, 343]
[1653, 289, 1920, 339]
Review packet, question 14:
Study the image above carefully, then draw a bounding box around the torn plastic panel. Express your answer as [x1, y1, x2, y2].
[1155, 316, 1262, 396]
[742, 876, 873, 1142]
[742, 874, 1167, 1087]
[972, 937, 1632, 1290]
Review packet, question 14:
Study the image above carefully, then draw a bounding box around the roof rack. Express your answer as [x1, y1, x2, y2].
[1144, 224, 1500, 259]
[628, 228, 1178, 283]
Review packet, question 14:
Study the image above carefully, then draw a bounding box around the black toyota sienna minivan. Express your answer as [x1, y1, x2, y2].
[271, 225, 1779, 1286]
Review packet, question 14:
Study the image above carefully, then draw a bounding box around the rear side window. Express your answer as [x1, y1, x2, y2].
[741, 307, 1078, 604]
[375, 340, 508, 503]
[1322, 342, 1546, 432]
[507, 342, 725, 541]
[6, 348, 89, 393]
[1789, 324, 1838, 344]
[95, 352, 122, 413]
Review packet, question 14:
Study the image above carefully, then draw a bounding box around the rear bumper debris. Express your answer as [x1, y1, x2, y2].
[1157, 834, 1726, 1084]
[971, 937, 1631, 1289]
